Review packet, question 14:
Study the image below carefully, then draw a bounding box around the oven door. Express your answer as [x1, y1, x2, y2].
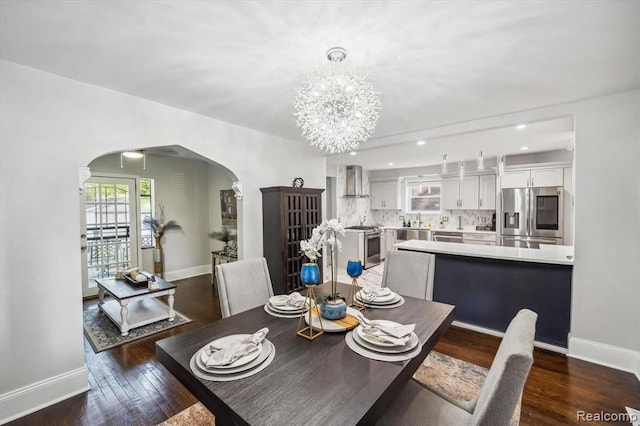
[364, 233, 381, 269]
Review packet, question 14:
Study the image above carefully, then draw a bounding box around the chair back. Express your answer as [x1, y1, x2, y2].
[471, 309, 537, 426]
[216, 257, 274, 318]
[381, 250, 435, 300]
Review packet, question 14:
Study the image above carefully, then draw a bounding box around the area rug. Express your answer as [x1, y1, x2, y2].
[157, 351, 520, 425]
[83, 305, 192, 353]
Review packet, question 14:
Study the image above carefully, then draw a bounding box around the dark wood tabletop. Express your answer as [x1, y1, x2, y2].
[156, 282, 454, 426]
[95, 276, 176, 300]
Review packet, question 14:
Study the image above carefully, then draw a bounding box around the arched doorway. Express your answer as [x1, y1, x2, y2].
[80, 145, 241, 296]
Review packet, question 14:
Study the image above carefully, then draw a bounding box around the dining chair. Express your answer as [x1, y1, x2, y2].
[376, 309, 537, 426]
[381, 250, 435, 300]
[216, 257, 274, 318]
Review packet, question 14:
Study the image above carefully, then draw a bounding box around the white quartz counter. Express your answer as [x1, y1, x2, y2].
[383, 226, 496, 235]
[394, 240, 574, 265]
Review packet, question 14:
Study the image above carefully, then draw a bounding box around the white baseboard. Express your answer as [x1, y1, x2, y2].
[452, 321, 568, 354]
[0, 366, 89, 425]
[569, 335, 640, 382]
[164, 264, 210, 282]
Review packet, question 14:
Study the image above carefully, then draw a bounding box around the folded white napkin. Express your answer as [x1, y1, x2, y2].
[205, 328, 268, 367]
[356, 313, 415, 346]
[269, 292, 306, 308]
[358, 286, 393, 302]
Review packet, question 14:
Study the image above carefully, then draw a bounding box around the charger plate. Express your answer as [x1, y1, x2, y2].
[353, 326, 419, 354]
[345, 332, 422, 362]
[190, 340, 276, 382]
[356, 296, 405, 310]
[195, 339, 272, 374]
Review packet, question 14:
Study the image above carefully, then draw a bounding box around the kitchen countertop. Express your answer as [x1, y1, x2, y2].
[394, 240, 574, 265]
[383, 226, 496, 234]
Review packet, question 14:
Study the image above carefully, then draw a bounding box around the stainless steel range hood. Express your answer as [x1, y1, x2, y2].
[343, 165, 368, 197]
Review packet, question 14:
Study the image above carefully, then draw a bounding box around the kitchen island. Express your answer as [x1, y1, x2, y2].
[395, 240, 573, 349]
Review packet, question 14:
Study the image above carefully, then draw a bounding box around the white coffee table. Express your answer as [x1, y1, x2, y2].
[95, 276, 177, 336]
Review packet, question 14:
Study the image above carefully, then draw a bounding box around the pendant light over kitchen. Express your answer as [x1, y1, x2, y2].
[477, 151, 485, 171]
[441, 154, 448, 174]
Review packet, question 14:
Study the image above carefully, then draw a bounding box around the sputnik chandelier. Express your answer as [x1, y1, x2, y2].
[294, 47, 382, 154]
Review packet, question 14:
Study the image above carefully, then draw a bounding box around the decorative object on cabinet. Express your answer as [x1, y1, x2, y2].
[143, 203, 182, 278]
[292, 177, 304, 188]
[231, 181, 243, 199]
[260, 186, 324, 294]
[220, 189, 238, 226]
[346, 259, 365, 311]
[294, 47, 381, 154]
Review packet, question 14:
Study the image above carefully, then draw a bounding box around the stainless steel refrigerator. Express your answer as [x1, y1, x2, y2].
[501, 186, 563, 248]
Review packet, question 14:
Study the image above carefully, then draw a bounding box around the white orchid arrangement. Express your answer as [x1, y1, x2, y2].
[300, 219, 345, 300]
[300, 219, 345, 262]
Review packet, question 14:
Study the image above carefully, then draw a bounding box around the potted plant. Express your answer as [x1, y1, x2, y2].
[143, 203, 182, 277]
[300, 219, 346, 320]
[208, 226, 237, 254]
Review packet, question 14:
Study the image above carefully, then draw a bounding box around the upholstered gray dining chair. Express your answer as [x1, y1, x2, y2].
[216, 257, 274, 318]
[381, 250, 435, 300]
[376, 309, 537, 426]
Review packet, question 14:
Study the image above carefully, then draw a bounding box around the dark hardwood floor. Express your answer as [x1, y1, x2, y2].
[8, 274, 640, 425]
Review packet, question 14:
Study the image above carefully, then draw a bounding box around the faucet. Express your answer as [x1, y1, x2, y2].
[359, 215, 366, 226]
[418, 212, 423, 228]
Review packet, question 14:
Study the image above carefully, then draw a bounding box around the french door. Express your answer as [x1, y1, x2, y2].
[80, 176, 139, 297]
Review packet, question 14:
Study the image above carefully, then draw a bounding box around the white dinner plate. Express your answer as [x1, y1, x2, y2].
[356, 290, 397, 303]
[356, 320, 414, 348]
[268, 303, 304, 314]
[195, 339, 273, 375]
[264, 303, 302, 318]
[352, 326, 419, 353]
[198, 334, 262, 369]
[356, 293, 401, 305]
[356, 296, 406, 310]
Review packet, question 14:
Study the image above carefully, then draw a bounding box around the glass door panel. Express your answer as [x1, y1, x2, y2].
[81, 176, 138, 297]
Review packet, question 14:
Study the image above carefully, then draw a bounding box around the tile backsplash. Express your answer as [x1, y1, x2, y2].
[370, 210, 494, 229]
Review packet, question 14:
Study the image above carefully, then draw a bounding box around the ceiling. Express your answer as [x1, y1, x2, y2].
[1, 1, 638, 169]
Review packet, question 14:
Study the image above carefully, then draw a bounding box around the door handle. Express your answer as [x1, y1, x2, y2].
[81, 245, 87, 252]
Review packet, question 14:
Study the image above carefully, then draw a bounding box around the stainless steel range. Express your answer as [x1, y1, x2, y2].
[345, 226, 382, 269]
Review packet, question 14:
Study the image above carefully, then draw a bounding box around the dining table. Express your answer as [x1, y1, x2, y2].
[156, 282, 455, 426]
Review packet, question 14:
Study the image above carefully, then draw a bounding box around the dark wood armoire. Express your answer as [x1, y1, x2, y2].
[260, 186, 324, 295]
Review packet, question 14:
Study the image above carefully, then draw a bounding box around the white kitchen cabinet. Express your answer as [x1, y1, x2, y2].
[478, 174, 496, 210]
[442, 176, 479, 210]
[370, 181, 399, 210]
[501, 168, 563, 188]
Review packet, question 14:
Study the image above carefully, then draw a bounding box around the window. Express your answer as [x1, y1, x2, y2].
[406, 179, 441, 213]
[140, 178, 154, 248]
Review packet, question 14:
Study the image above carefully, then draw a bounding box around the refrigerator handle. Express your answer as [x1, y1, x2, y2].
[528, 189, 534, 236]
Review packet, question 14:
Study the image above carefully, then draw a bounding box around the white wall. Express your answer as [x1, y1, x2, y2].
[0, 60, 325, 423]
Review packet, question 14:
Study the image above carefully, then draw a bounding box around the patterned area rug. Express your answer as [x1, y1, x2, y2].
[157, 351, 520, 425]
[83, 305, 192, 353]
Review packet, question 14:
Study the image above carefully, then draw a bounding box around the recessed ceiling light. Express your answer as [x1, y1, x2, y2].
[520, 146, 529, 151]
[388, 162, 393, 166]
[516, 123, 528, 130]
[349, 151, 357, 156]
[417, 140, 426, 146]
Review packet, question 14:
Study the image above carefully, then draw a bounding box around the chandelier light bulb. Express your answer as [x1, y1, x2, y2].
[294, 47, 382, 154]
